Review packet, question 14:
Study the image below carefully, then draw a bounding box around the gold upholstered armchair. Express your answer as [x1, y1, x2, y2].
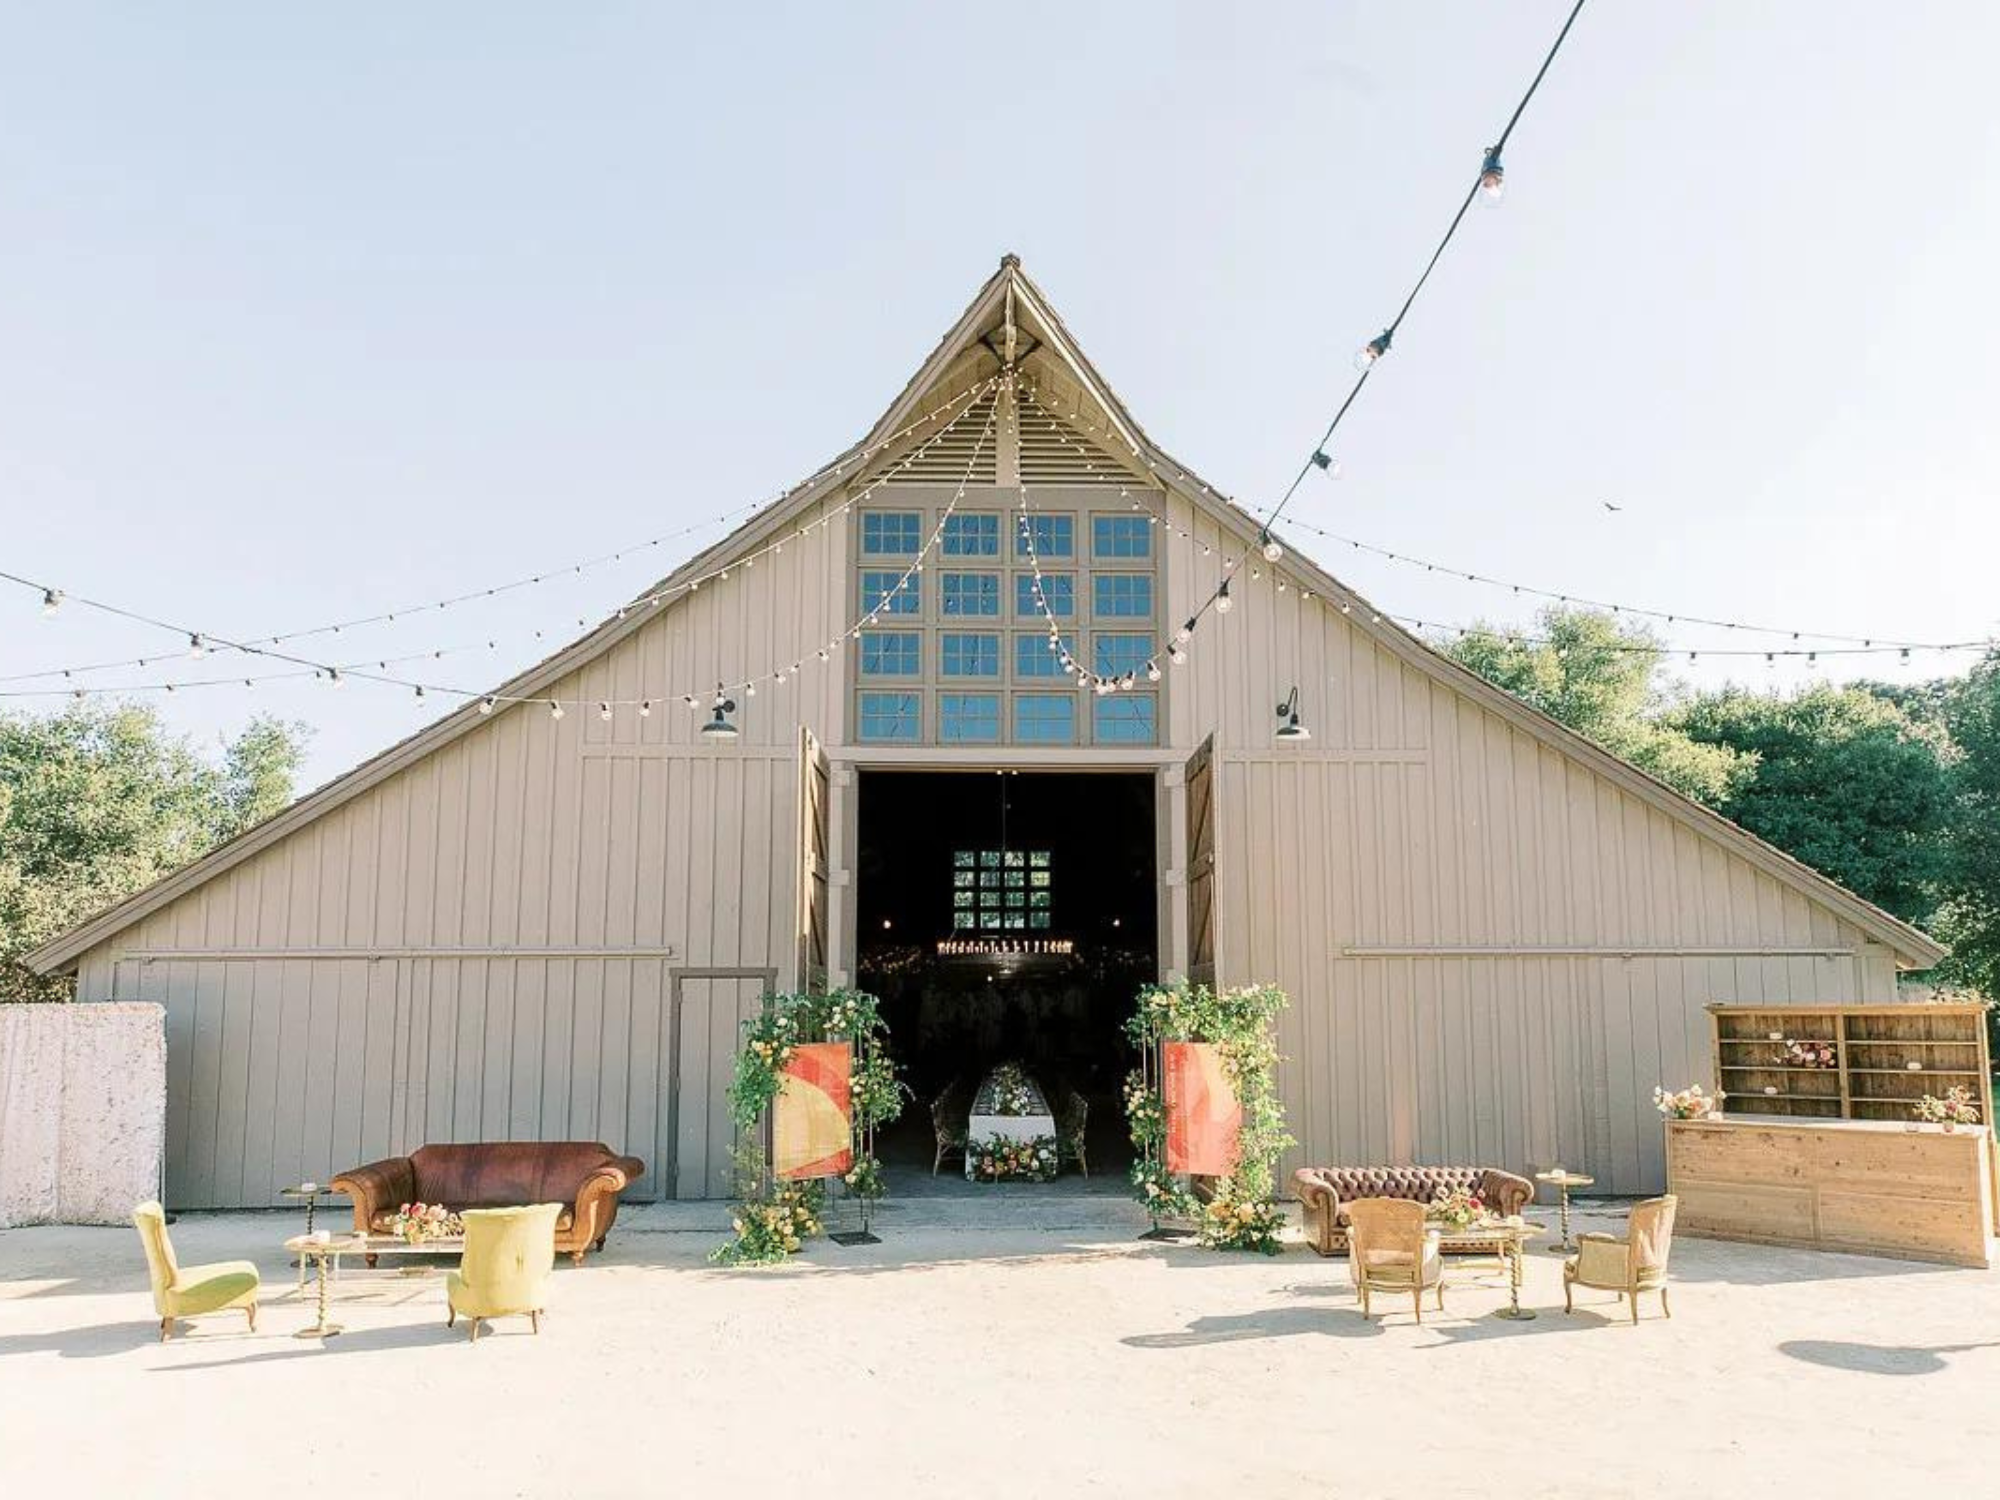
[133, 1201, 260, 1341]
[1564, 1194, 1677, 1324]
[1347, 1197, 1446, 1324]
[446, 1203, 562, 1342]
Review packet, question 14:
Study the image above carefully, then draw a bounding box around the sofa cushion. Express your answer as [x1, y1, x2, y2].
[1322, 1166, 1485, 1222]
[407, 1142, 619, 1210]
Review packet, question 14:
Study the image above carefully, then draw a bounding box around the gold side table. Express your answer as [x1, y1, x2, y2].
[285, 1234, 363, 1340]
[1535, 1169, 1595, 1253]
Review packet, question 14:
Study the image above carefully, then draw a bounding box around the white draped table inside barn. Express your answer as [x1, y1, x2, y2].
[964, 1066, 1057, 1181]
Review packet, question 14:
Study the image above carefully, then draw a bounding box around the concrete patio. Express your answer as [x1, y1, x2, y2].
[3, 1199, 1996, 1496]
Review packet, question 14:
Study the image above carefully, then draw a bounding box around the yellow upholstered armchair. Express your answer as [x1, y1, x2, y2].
[446, 1203, 562, 1342]
[1564, 1194, 1677, 1324]
[1347, 1197, 1446, 1324]
[132, 1201, 260, 1341]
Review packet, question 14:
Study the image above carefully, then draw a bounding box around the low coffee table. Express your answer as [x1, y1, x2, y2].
[350, 1232, 467, 1273]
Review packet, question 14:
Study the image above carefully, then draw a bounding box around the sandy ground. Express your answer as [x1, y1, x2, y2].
[3, 1199, 1998, 1498]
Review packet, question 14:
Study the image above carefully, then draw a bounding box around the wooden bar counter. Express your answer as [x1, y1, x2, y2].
[1667, 1115, 2000, 1268]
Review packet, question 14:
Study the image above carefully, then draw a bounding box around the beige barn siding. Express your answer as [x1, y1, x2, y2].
[1159, 487, 1901, 1193]
[68, 535, 848, 1207]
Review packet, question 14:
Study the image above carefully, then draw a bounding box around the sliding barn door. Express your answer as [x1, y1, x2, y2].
[1184, 734, 1218, 987]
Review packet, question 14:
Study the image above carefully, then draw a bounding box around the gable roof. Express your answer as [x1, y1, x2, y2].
[26, 258, 1947, 973]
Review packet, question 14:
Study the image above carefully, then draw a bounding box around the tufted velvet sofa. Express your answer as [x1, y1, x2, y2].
[1293, 1165, 1536, 1256]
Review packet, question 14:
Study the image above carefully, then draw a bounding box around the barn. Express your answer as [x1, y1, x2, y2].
[26, 257, 1943, 1208]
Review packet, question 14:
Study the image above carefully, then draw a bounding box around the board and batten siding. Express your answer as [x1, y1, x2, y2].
[1155, 485, 1902, 1193]
[71, 516, 851, 1208]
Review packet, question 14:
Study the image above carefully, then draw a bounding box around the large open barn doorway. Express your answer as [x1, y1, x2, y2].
[856, 769, 1157, 1194]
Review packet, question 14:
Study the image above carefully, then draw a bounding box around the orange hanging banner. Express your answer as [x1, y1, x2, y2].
[1163, 1041, 1241, 1176]
[773, 1042, 854, 1181]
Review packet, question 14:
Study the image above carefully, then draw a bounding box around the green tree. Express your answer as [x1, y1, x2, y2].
[1672, 686, 1953, 928]
[1935, 653, 2000, 994]
[1444, 608, 1754, 807]
[0, 704, 308, 1000]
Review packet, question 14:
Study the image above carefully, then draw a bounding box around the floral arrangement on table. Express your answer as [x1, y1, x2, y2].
[1123, 981, 1294, 1254]
[1653, 1084, 1721, 1121]
[1913, 1086, 1983, 1129]
[987, 1062, 1039, 1117]
[1425, 1186, 1490, 1231]
[712, 988, 907, 1266]
[1780, 1038, 1838, 1069]
[389, 1202, 464, 1245]
[971, 1134, 1059, 1182]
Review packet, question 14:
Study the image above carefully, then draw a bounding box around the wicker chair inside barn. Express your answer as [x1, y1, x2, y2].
[931, 1081, 970, 1176]
[1055, 1087, 1089, 1178]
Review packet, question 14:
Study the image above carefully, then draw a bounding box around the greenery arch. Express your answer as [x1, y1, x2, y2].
[711, 988, 907, 1265]
[1123, 980, 1293, 1253]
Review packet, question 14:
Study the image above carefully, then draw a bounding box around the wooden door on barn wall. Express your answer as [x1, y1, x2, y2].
[670, 968, 777, 1200]
[1184, 734, 1217, 987]
[798, 728, 830, 994]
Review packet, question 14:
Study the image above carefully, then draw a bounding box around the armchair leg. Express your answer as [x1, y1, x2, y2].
[447, 1307, 456, 1328]
[246, 1303, 258, 1333]
[1563, 1280, 1574, 1314]
[1628, 1292, 1639, 1326]
[1358, 1284, 1371, 1319]
[570, 1250, 585, 1267]
[1435, 1282, 1446, 1313]
[468, 1317, 481, 1343]
[1412, 1287, 1423, 1325]
[159, 1317, 173, 1342]
[1660, 1286, 1672, 1319]
[530, 1310, 541, 1335]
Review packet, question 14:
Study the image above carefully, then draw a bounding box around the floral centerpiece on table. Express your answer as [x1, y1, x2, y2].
[1653, 1084, 1721, 1120]
[987, 1063, 1039, 1117]
[972, 1134, 1058, 1182]
[1780, 1038, 1837, 1069]
[1914, 1086, 1983, 1130]
[1426, 1186, 1489, 1231]
[389, 1202, 464, 1245]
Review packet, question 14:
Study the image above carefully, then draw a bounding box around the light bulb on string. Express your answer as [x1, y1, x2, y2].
[1176, 619, 1195, 644]
[1479, 145, 1505, 203]
[1259, 530, 1284, 563]
[1146, 662, 1162, 683]
[40, 589, 61, 617]
[1214, 580, 1234, 615]
[1311, 451, 1342, 480]
[549, 701, 565, 720]
[188, 633, 207, 659]
[1168, 644, 1187, 666]
[599, 702, 612, 722]
[639, 700, 651, 717]
[478, 698, 495, 715]
[1355, 329, 1393, 371]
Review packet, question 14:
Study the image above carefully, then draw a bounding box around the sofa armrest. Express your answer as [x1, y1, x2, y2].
[569, 1159, 644, 1247]
[1292, 1168, 1344, 1256]
[331, 1157, 415, 1232]
[1479, 1168, 1536, 1218]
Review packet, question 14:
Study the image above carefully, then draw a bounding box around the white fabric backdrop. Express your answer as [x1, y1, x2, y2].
[0, 1002, 165, 1227]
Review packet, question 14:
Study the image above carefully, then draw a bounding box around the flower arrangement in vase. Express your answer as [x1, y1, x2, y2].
[1780, 1038, 1837, 1069]
[1653, 1084, 1721, 1121]
[389, 1202, 464, 1245]
[1913, 1087, 1982, 1132]
[1426, 1186, 1489, 1230]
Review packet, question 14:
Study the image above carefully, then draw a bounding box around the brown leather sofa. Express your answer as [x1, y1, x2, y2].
[1293, 1165, 1535, 1256]
[334, 1142, 644, 1265]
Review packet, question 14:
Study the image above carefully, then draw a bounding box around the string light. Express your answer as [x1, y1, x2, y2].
[40, 589, 60, 617]
[1214, 580, 1233, 615]
[188, 633, 206, 660]
[1479, 145, 1506, 202]
[1354, 329, 1393, 372]
[1259, 530, 1284, 563]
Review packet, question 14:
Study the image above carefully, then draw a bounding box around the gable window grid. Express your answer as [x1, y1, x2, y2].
[940, 571, 1001, 617]
[940, 633, 1000, 677]
[860, 510, 922, 556]
[942, 512, 1001, 557]
[938, 692, 1001, 743]
[1014, 692, 1077, 744]
[862, 569, 919, 616]
[1015, 632, 1074, 679]
[859, 631, 921, 677]
[1093, 633, 1155, 679]
[1092, 572, 1153, 619]
[1017, 572, 1074, 618]
[1015, 513, 1074, 558]
[1092, 513, 1152, 560]
[1094, 692, 1158, 746]
[858, 691, 922, 743]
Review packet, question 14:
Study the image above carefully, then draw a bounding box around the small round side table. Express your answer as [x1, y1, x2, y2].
[281, 1183, 333, 1277]
[284, 1233, 364, 1340]
[1535, 1169, 1595, 1253]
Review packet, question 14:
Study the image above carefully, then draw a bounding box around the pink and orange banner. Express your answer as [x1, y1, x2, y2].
[773, 1041, 854, 1181]
[1163, 1041, 1241, 1176]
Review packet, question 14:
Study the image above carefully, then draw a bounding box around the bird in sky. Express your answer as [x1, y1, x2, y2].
[1602, 501, 1624, 513]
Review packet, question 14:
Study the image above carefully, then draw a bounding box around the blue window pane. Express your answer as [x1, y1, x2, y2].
[1093, 633, 1155, 677]
[1016, 573, 1073, 617]
[858, 692, 921, 742]
[1093, 573, 1153, 618]
[940, 573, 1000, 616]
[1094, 693, 1157, 745]
[860, 632, 920, 676]
[861, 512, 921, 556]
[1015, 633, 1074, 679]
[1093, 515, 1152, 558]
[1016, 514, 1075, 557]
[1014, 694, 1076, 744]
[940, 633, 1000, 677]
[861, 570, 918, 615]
[942, 514, 1000, 556]
[939, 693, 1001, 743]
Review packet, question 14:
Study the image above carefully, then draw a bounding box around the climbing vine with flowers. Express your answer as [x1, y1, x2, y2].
[1123, 981, 1293, 1254]
[711, 988, 909, 1266]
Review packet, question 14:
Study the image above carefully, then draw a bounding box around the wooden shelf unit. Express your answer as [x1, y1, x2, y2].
[1708, 1003, 1993, 1125]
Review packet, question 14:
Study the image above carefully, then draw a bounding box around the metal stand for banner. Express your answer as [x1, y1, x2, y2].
[828, 1035, 880, 1247]
[1136, 1035, 1198, 1244]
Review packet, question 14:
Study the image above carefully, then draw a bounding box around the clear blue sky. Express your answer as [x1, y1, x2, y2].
[2, 3, 1994, 788]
